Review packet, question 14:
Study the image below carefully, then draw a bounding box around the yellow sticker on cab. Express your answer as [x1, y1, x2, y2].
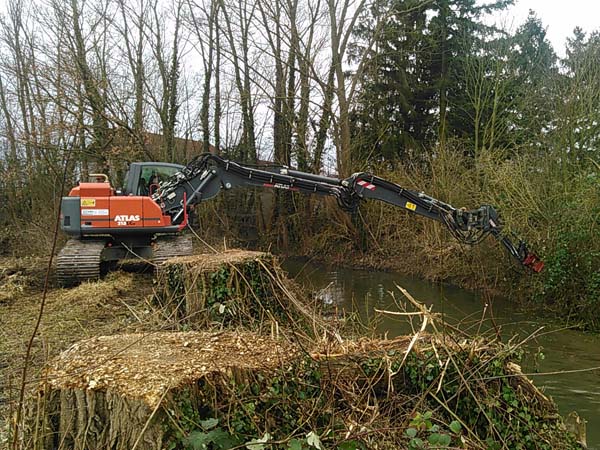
[81, 198, 96, 207]
[405, 201, 417, 211]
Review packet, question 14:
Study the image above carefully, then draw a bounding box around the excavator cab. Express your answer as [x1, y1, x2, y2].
[122, 162, 184, 196]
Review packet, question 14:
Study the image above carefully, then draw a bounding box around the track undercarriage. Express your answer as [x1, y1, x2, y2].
[56, 234, 193, 286]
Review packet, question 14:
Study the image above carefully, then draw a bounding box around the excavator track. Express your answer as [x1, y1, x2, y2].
[57, 239, 106, 286]
[152, 234, 193, 274]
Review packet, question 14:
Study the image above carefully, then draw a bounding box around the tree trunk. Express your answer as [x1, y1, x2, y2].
[193, 0, 218, 154]
[214, 7, 221, 154]
[70, 0, 110, 163]
[327, 0, 367, 175]
[313, 65, 335, 173]
[438, 0, 449, 148]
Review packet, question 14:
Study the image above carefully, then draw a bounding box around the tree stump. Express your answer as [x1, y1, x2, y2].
[29, 331, 298, 450]
[26, 331, 578, 450]
[154, 250, 317, 332]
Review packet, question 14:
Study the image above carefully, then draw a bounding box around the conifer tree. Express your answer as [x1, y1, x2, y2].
[349, 0, 514, 162]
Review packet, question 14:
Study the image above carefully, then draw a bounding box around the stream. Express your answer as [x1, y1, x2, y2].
[282, 259, 600, 449]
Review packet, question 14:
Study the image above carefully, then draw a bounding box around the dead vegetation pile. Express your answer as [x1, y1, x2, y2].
[0, 257, 48, 302]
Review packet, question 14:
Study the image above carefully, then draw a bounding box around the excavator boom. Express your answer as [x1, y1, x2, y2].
[154, 154, 544, 273]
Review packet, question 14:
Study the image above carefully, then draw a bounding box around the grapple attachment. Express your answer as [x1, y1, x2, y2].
[523, 252, 544, 273]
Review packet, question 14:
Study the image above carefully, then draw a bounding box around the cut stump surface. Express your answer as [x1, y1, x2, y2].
[46, 331, 298, 408]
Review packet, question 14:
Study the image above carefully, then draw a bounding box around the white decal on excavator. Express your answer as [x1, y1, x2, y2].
[82, 209, 109, 216]
[114, 214, 141, 226]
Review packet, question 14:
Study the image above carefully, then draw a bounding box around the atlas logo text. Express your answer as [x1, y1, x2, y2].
[114, 214, 140, 225]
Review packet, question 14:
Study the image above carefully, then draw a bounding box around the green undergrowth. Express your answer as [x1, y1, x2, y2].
[161, 339, 579, 450]
[538, 225, 600, 330]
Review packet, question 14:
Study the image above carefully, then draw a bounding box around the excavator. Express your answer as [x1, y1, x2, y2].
[58, 153, 544, 285]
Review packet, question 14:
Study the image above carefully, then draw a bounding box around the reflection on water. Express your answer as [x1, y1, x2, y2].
[283, 258, 600, 449]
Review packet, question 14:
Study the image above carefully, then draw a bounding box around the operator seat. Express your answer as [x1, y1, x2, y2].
[149, 173, 160, 195]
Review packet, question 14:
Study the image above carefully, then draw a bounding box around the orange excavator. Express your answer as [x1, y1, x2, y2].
[58, 153, 543, 285]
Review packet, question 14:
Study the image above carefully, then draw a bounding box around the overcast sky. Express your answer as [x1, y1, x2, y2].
[485, 0, 599, 56]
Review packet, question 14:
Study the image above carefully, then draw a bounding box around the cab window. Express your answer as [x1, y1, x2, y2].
[138, 165, 180, 196]
[122, 170, 130, 193]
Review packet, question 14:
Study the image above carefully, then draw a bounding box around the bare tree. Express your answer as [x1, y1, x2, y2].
[0, 74, 17, 167]
[257, 0, 288, 164]
[213, 4, 222, 153]
[117, 0, 148, 141]
[218, 0, 257, 162]
[186, 0, 220, 154]
[327, 0, 366, 174]
[68, 0, 111, 162]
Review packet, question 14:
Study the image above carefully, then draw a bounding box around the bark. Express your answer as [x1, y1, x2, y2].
[202, 1, 218, 154]
[187, 0, 217, 154]
[438, 0, 449, 148]
[327, 0, 367, 175]
[7, 0, 33, 168]
[166, 5, 182, 162]
[257, 0, 285, 163]
[0, 74, 18, 165]
[147, 0, 183, 162]
[313, 65, 335, 172]
[295, 2, 316, 172]
[292, 0, 321, 239]
[32, 389, 163, 450]
[118, 0, 147, 140]
[214, 8, 221, 154]
[283, 0, 298, 166]
[240, 0, 257, 162]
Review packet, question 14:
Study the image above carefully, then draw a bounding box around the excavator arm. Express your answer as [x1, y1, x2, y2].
[341, 172, 544, 272]
[153, 153, 544, 273]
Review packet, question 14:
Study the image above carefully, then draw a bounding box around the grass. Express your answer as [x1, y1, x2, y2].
[0, 260, 158, 445]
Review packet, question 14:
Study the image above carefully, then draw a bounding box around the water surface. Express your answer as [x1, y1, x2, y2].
[283, 259, 600, 449]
